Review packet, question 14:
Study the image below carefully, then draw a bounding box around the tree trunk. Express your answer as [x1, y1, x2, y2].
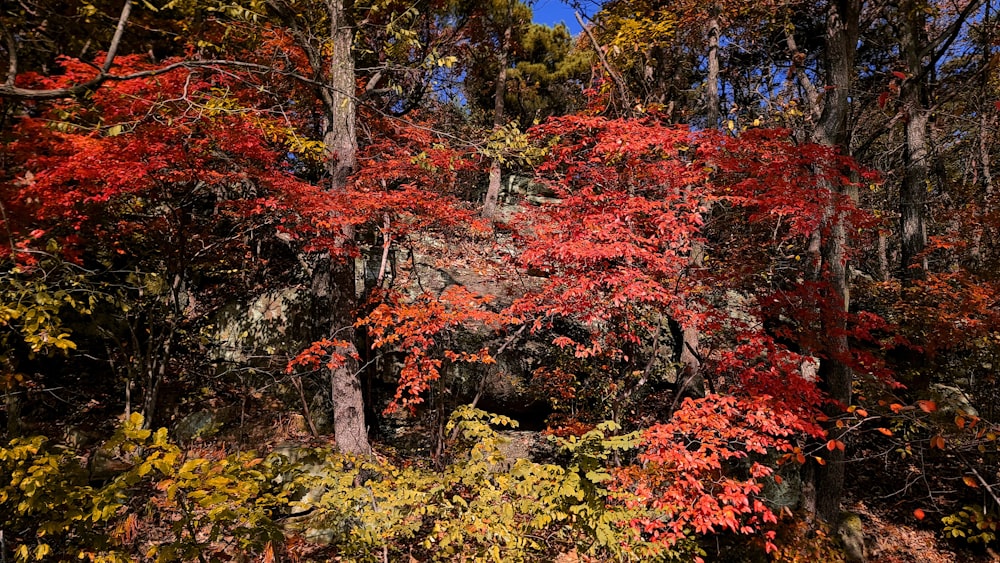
[899, 0, 930, 281]
[977, 0, 995, 265]
[5, 387, 22, 438]
[706, 13, 721, 127]
[482, 20, 512, 219]
[326, 0, 359, 193]
[809, 0, 861, 524]
[678, 10, 720, 394]
[320, 0, 369, 456]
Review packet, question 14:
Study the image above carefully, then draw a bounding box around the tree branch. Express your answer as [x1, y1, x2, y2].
[785, 28, 822, 122]
[920, 0, 985, 66]
[102, 0, 133, 73]
[575, 11, 630, 112]
[0, 58, 330, 101]
[0, 0, 133, 99]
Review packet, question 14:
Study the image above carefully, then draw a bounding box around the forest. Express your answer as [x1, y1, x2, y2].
[0, 0, 998, 560]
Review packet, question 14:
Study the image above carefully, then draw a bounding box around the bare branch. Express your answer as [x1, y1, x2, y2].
[102, 0, 133, 73]
[575, 11, 630, 113]
[785, 29, 821, 122]
[967, 464, 1000, 512]
[0, 0, 133, 99]
[920, 0, 985, 65]
[0, 58, 329, 101]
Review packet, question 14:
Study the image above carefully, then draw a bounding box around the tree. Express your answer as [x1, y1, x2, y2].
[1, 51, 359, 427]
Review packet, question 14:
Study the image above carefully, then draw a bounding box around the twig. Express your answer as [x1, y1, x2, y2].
[967, 464, 1000, 512]
[290, 375, 320, 438]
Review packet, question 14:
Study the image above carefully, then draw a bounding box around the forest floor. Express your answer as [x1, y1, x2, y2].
[846, 499, 995, 562]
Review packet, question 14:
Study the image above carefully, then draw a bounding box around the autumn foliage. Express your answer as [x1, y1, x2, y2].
[2, 0, 1000, 560]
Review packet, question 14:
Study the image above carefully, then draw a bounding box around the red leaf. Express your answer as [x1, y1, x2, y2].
[914, 508, 925, 520]
[892, 71, 907, 80]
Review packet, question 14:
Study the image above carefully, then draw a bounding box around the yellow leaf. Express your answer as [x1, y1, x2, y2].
[963, 475, 979, 488]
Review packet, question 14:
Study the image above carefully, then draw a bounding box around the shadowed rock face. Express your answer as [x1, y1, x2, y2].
[928, 383, 979, 419]
[837, 511, 868, 563]
[210, 287, 311, 364]
[173, 407, 237, 442]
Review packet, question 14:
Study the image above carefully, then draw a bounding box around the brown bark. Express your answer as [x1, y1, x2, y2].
[810, 0, 861, 525]
[898, 0, 930, 281]
[319, 0, 369, 456]
[324, 0, 359, 193]
[979, 0, 995, 201]
[681, 11, 720, 393]
[482, 20, 512, 219]
[706, 14, 721, 127]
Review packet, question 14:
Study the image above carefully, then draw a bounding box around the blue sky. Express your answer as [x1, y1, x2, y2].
[531, 0, 589, 35]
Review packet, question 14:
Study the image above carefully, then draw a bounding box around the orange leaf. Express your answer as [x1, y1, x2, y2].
[917, 400, 937, 413]
[795, 452, 806, 464]
[890, 403, 904, 414]
[826, 440, 837, 451]
[955, 415, 966, 429]
[855, 408, 868, 418]
[930, 435, 946, 449]
[876, 427, 893, 436]
[963, 475, 979, 488]
[814, 456, 826, 465]
[914, 508, 925, 520]
[774, 475, 783, 484]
